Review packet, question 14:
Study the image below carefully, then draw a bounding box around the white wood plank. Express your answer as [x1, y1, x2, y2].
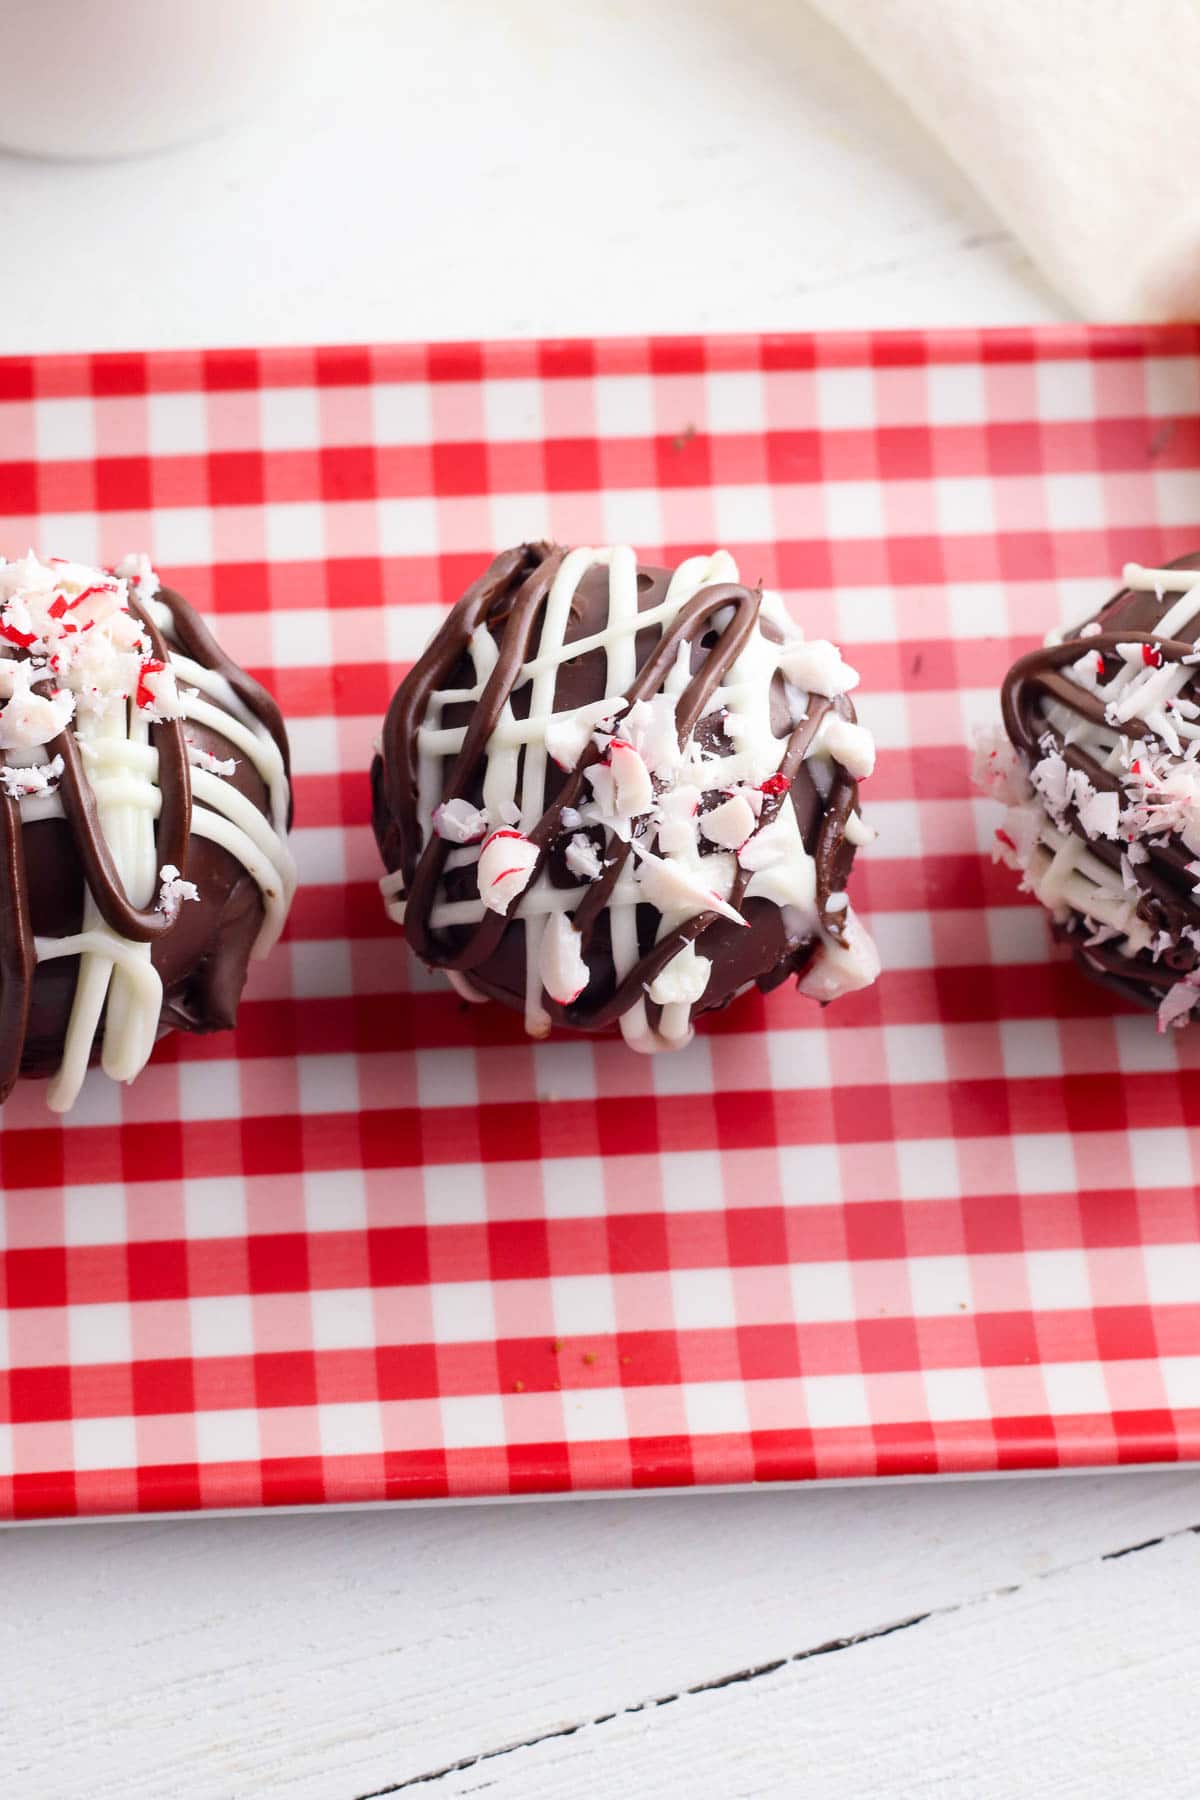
[0, 0, 1055, 358]
[445, 1519, 1200, 1799]
[3, 1475, 1199, 1799]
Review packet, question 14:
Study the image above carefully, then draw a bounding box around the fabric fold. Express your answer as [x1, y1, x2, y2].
[807, 0, 1200, 318]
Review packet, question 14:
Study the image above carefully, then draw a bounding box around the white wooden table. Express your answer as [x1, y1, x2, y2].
[8, 5, 1197, 1798]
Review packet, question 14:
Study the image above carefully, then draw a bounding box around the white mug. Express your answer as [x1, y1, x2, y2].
[0, 0, 320, 160]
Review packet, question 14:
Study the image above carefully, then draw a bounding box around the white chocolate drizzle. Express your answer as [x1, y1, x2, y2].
[384, 547, 878, 1049]
[0, 552, 295, 1110]
[987, 562, 1200, 1032]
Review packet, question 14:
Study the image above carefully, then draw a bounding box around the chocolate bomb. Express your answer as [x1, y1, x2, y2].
[372, 543, 880, 1051]
[0, 553, 295, 1110]
[991, 553, 1200, 1027]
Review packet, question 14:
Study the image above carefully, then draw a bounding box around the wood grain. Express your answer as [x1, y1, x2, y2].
[438, 1515, 1200, 1799]
[4, 1475, 1199, 1798]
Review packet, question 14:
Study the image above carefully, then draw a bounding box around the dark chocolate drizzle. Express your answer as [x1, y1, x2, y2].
[41, 591, 192, 944]
[0, 789, 35, 1102]
[373, 543, 867, 1038]
[998, 552, 1200, 1012]
[163, 587, 293, 808]
[0, 575, 291, 1100]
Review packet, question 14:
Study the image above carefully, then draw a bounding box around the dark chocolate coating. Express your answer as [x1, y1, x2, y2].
[0, 583, 292, 1096]
[1000, 551, 1200, 1013]
[372, 544, 867, 1038]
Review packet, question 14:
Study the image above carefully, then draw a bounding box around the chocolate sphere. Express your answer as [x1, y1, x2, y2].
[992, 553, 1200, 1027]
[0, 553, 295, 1110]
[372, 543, 879, 1051]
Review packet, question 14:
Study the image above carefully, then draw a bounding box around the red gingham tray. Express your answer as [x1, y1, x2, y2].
[2, 324, 1200, 1521]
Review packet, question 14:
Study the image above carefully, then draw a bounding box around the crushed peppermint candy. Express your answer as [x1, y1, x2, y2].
[738, 817, 790, 873]
[1105, 651, 1189, 753]
[972, 730, 1030, 807]
[538, 911, 590, 1004]
[820, 714, 875, 779]
[157, 863, 200, 919]
[0, 550, 183, 749]
[544, 699, 623, 771]
[1076, 786, 1120, 840]
[1027, 735, 1122, 839]
[777, 637, 860, 699]
[0, 665, 74, 752]
[114, 552, 160, 607]
[477, 829, 539, 911]
[0, 753, 64, 800]
[564, 832, 604, 882]
[620, 693, 681, 780]
[135, 657, 184, 722]
[1158, 972, 1200, 1032]
[1118, 848, 1145, 893]
[406, 551, 880, 1045]
[187, 744, 238, 778]
[628, 835, 747, 927]
[699, 792, 756, 851]
[1122, 750, 1200, 846]
[584, 737, 653, 835]
[433, 797, 490, 844]
[983, 570, 1200, 1027]
[652, 784, 702, 857]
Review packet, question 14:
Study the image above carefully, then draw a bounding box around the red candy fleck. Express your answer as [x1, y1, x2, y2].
[1094, 653, 1105, 677]
[597, 737, 630, 768]
[48, 583, 112, 621]
[995, 829, 1016, 850]
[759, 773, 790, 796]
[0, 619, 36, 648]
[135, 657, 165, 709]
[1143, 643, 1164, 668]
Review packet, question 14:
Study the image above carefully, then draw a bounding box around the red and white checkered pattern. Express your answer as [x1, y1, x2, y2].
[1, 325, 1200, 1520]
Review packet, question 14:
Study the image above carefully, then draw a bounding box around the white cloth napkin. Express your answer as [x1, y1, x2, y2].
[808, 0, 1200, 319]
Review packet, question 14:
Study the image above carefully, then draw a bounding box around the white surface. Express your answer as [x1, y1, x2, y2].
[810, 0, 1200, 317]
[5, 1475, 1200, 1798]
[0, 0, 1060, 355]
[0, 6, 1171, 1800]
